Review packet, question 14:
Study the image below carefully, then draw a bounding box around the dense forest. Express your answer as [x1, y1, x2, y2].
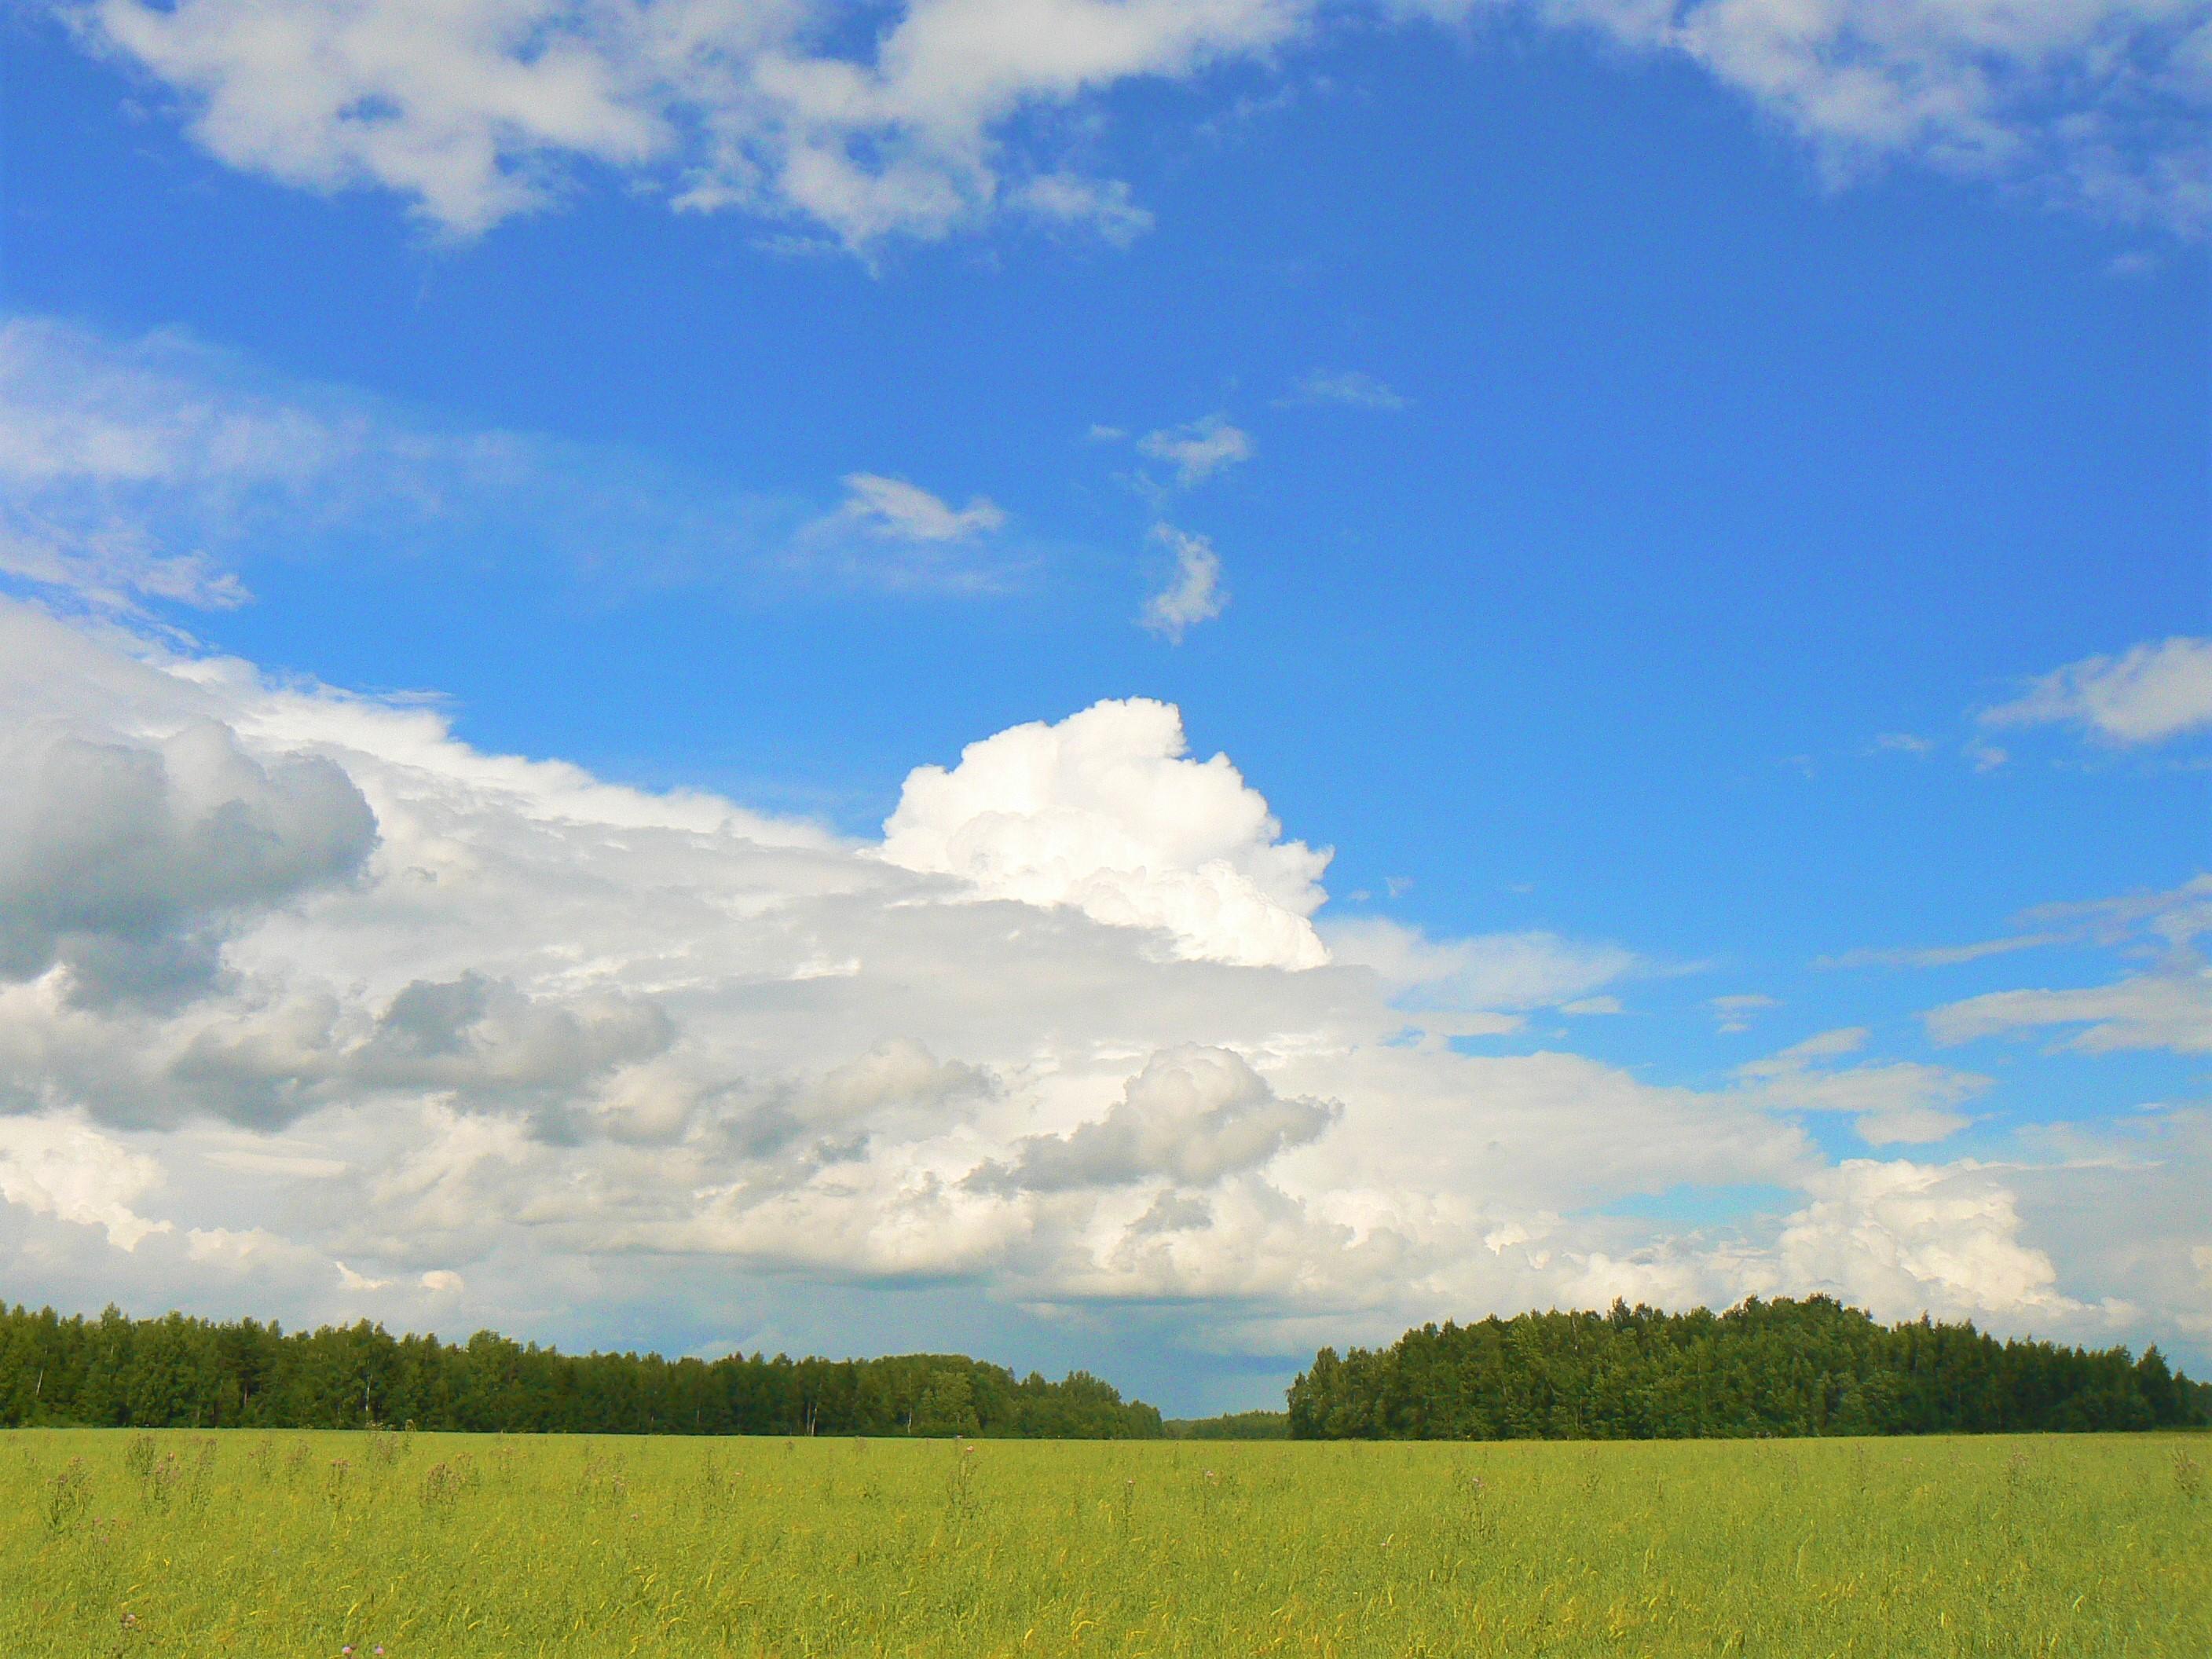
[1163, 1411, 1291, 1441]
[0, 1303, 1162, 1438]
[8, 1295, 2206, 1442]
[1288, 1296, 2211, 1439]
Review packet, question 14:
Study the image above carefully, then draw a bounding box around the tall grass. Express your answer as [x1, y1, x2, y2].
[4, 1429, 2204, 1654]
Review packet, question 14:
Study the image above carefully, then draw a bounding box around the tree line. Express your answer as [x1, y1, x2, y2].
[1287, 1295, 2211, 1439]
[0, 1302, 1162, 1438]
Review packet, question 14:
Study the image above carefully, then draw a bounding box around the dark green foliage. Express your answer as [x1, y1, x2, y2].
[1286, 1296, 2210, 1441]
[0, 1302, 1161, 1439]
[1163, 1411, 1291, 1441]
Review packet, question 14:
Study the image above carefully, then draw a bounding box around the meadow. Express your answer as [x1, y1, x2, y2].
[3, 1429, 2205, 1657]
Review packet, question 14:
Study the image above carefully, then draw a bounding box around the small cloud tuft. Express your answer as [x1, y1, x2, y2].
[1141, 525, 1227, 643]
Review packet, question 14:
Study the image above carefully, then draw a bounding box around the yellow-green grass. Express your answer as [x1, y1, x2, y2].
[3, 1429, 2206, 1656]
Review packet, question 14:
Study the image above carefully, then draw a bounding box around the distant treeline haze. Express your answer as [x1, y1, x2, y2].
[0, 1304, 1160, 1438]
[1287, 1297, 2210, 1439]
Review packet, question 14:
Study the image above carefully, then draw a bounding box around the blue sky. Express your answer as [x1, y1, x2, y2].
[1, 0, 2207, 1412]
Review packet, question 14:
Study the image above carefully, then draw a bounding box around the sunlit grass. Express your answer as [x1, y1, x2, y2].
[5, 1429, 2206, 1655]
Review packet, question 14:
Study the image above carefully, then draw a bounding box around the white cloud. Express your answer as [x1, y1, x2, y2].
[1927, 971, 2212, 1054]
[980, 1046, 1337, 1191]
[1758, 1157, 2074, 1321]
[75, 0, 1300, 247]
[1828, 874, 2212, 972]
[1, 595, 2202, 1375]
[1919, 874, 2212, 1055]
[833, 473, 1008, 543]
[795, 473, 1026, 591]
[0, 716, 377, 1006]
[1710, 991, 1778, 1031]
[1983, 637, 2212, 746]
[0, 316, 1041, 610]
[1328, 917, 1639, 1013]
[0, 315, 351, 610]
[0, 1113, 170, 1250]
[1011, 172, 1155, 245]
[1137, 416, 1254, 485]
[1279, 369, 1408, 410]
[1820, 933, 2062, 970]
[55, 0, 2207, 248]
[1495, 0, 2212, 236]
[1141, 524, 1227, 642]
[1737, 1027, 1988, 1145]
[880, 696, 1329, 970]
[335, 1259, 391, 1292]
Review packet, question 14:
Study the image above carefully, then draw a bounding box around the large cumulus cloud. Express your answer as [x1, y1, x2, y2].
[0, 595, 2196, 1382]
[880, 697, 1330, 970]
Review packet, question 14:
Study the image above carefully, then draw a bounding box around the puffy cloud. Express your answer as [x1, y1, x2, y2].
[1481, 0, 2212, 235]
[1736, 1027, 1989, 1145]
[1, 595, 2201, 1380]
[1759, 1159, 2072, 1321]
[0, 1114, 170, 1250]
[0, 717, 375, 1005]
[1141, 524, 1227, 642]
[75, 0, 1300, 246]
[1137, 416, 1254, 485]
[1983, 637, 2212, 746]
[978, 1046, 1337, 1191]
[880, 697, 1330, 969]
[57, 0, 2207, 246]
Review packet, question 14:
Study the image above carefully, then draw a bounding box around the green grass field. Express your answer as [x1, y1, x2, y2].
[3, 1430, 2205, 1657]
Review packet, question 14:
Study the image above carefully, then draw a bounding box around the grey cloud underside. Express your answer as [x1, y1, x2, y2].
[0, 598, 2203, 1372]
[0, 720, 375, 1008]
[973, 1046, 1338, 1192]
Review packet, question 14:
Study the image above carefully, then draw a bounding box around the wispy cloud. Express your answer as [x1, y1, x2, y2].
[1921, 875, 2212, 1055]
[1872, 731, 1936, 756]
[1737, 1027, 1987, 1146]
[1010, 174, 1155, 247]
[1928, 974, 2212, 1055]
[0, 315, 1033, 609]
[1983, 637, 2212, 747]
[1820, 935, 2064, 971]
[1278, 370, 1408, 410]
[1826, 874, 2212, 972]
[1329, 917, 1642, 1015]
[1138, 416, 1254, 486]
[1141, 525, 1228, 642]
[832, 474, 1008, 544]
[1711, 993, 1778, 1033]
